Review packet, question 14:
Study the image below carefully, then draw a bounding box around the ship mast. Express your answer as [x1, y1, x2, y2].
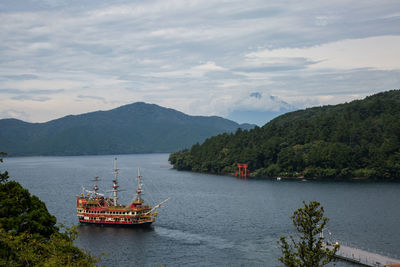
[136, 167, 143, 202]
[112, 158, 119, 206]
[91, 176, 101, 197]
[83, 176, 104, 198]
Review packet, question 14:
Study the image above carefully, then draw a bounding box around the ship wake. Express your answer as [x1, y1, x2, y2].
[155, 226, 235, 250]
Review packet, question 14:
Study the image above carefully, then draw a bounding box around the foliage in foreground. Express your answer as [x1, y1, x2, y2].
[278, 201, 339, 267]
[0, 152, 8, 184]
[169, 90, 400, 179]
[0, 226, 100, 267]
[0, 152, 100, 266]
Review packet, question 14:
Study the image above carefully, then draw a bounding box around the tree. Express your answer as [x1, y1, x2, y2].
[278, 201, 339, 267]
[0, 180, 58, 237]
[0, 153, 100, 266]
[0, 225, 101, 267]
[0, 152, 9, 184]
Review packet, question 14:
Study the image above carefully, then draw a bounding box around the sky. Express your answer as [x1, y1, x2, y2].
[1, 0, 400, 124]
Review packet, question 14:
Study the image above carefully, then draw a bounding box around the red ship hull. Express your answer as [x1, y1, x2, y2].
[78, 218, 153, 227]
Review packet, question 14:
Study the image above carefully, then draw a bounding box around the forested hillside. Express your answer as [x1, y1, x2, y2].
[0, 153, 98, 265]
[169, 90, 400, 180]
[0, 102, 253, 156]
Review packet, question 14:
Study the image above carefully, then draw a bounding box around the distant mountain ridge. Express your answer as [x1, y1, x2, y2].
[0, 102, 254, 156]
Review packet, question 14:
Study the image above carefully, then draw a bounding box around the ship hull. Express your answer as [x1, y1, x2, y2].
[78, 219, 153, 227]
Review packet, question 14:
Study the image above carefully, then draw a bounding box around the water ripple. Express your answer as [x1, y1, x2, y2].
[155, 226, 235, 250]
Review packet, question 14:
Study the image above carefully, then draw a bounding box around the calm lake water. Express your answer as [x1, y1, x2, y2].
[2, 154, 400, 266]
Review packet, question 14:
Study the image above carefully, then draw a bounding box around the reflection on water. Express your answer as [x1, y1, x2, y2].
[2, 154, 400, 266]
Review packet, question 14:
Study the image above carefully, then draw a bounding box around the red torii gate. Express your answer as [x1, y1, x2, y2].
[236, 163, 249, 178]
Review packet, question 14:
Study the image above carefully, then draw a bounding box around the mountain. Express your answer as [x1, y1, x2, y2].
[227, 94, 298, 126]
[169, 90, 400, 180]
[0, 102, 254, 156]
[227, 108, 296, 126]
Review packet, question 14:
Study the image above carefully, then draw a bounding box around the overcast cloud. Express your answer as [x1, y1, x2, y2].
[1, 0, 399, 122]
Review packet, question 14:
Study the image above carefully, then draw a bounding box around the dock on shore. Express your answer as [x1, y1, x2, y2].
[326, 243, 400, 267]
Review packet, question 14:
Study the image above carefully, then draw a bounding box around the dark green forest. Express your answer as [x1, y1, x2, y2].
[169, 90, 400, 180]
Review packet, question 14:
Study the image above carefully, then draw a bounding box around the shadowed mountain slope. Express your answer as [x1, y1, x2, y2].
[0, 102, 253, 156]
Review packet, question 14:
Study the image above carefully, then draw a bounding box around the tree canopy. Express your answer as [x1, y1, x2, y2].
[0, 181, 57, 238]
[169, 90, 400, 180]
[0, 152, 8, 184]
[0, 153, 99, 266]
[278, 201, 339, 267]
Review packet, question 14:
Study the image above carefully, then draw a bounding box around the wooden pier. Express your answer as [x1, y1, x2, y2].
[326, 243, 400, 267]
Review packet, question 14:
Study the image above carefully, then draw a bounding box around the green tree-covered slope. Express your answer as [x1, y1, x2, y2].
[0, 102, 253, 156]
[169, 90, 400, 180]
[0, 153, 99, 266]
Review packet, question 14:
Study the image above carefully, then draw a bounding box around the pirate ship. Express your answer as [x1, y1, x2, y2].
[76, 158, 169, 226]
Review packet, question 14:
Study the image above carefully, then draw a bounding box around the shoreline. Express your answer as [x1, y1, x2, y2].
[175, 170, 399, 182]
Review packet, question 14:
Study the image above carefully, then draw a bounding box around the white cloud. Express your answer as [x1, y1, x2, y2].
[0, 109, 30, 121]
[0, 0, 400, 122]
[2, 79, 83, 91]
[248, 35, 400, 70]
[194, 62, 226, 71]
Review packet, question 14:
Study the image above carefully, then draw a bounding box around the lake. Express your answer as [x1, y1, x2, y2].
[2, 154, 400, 266]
